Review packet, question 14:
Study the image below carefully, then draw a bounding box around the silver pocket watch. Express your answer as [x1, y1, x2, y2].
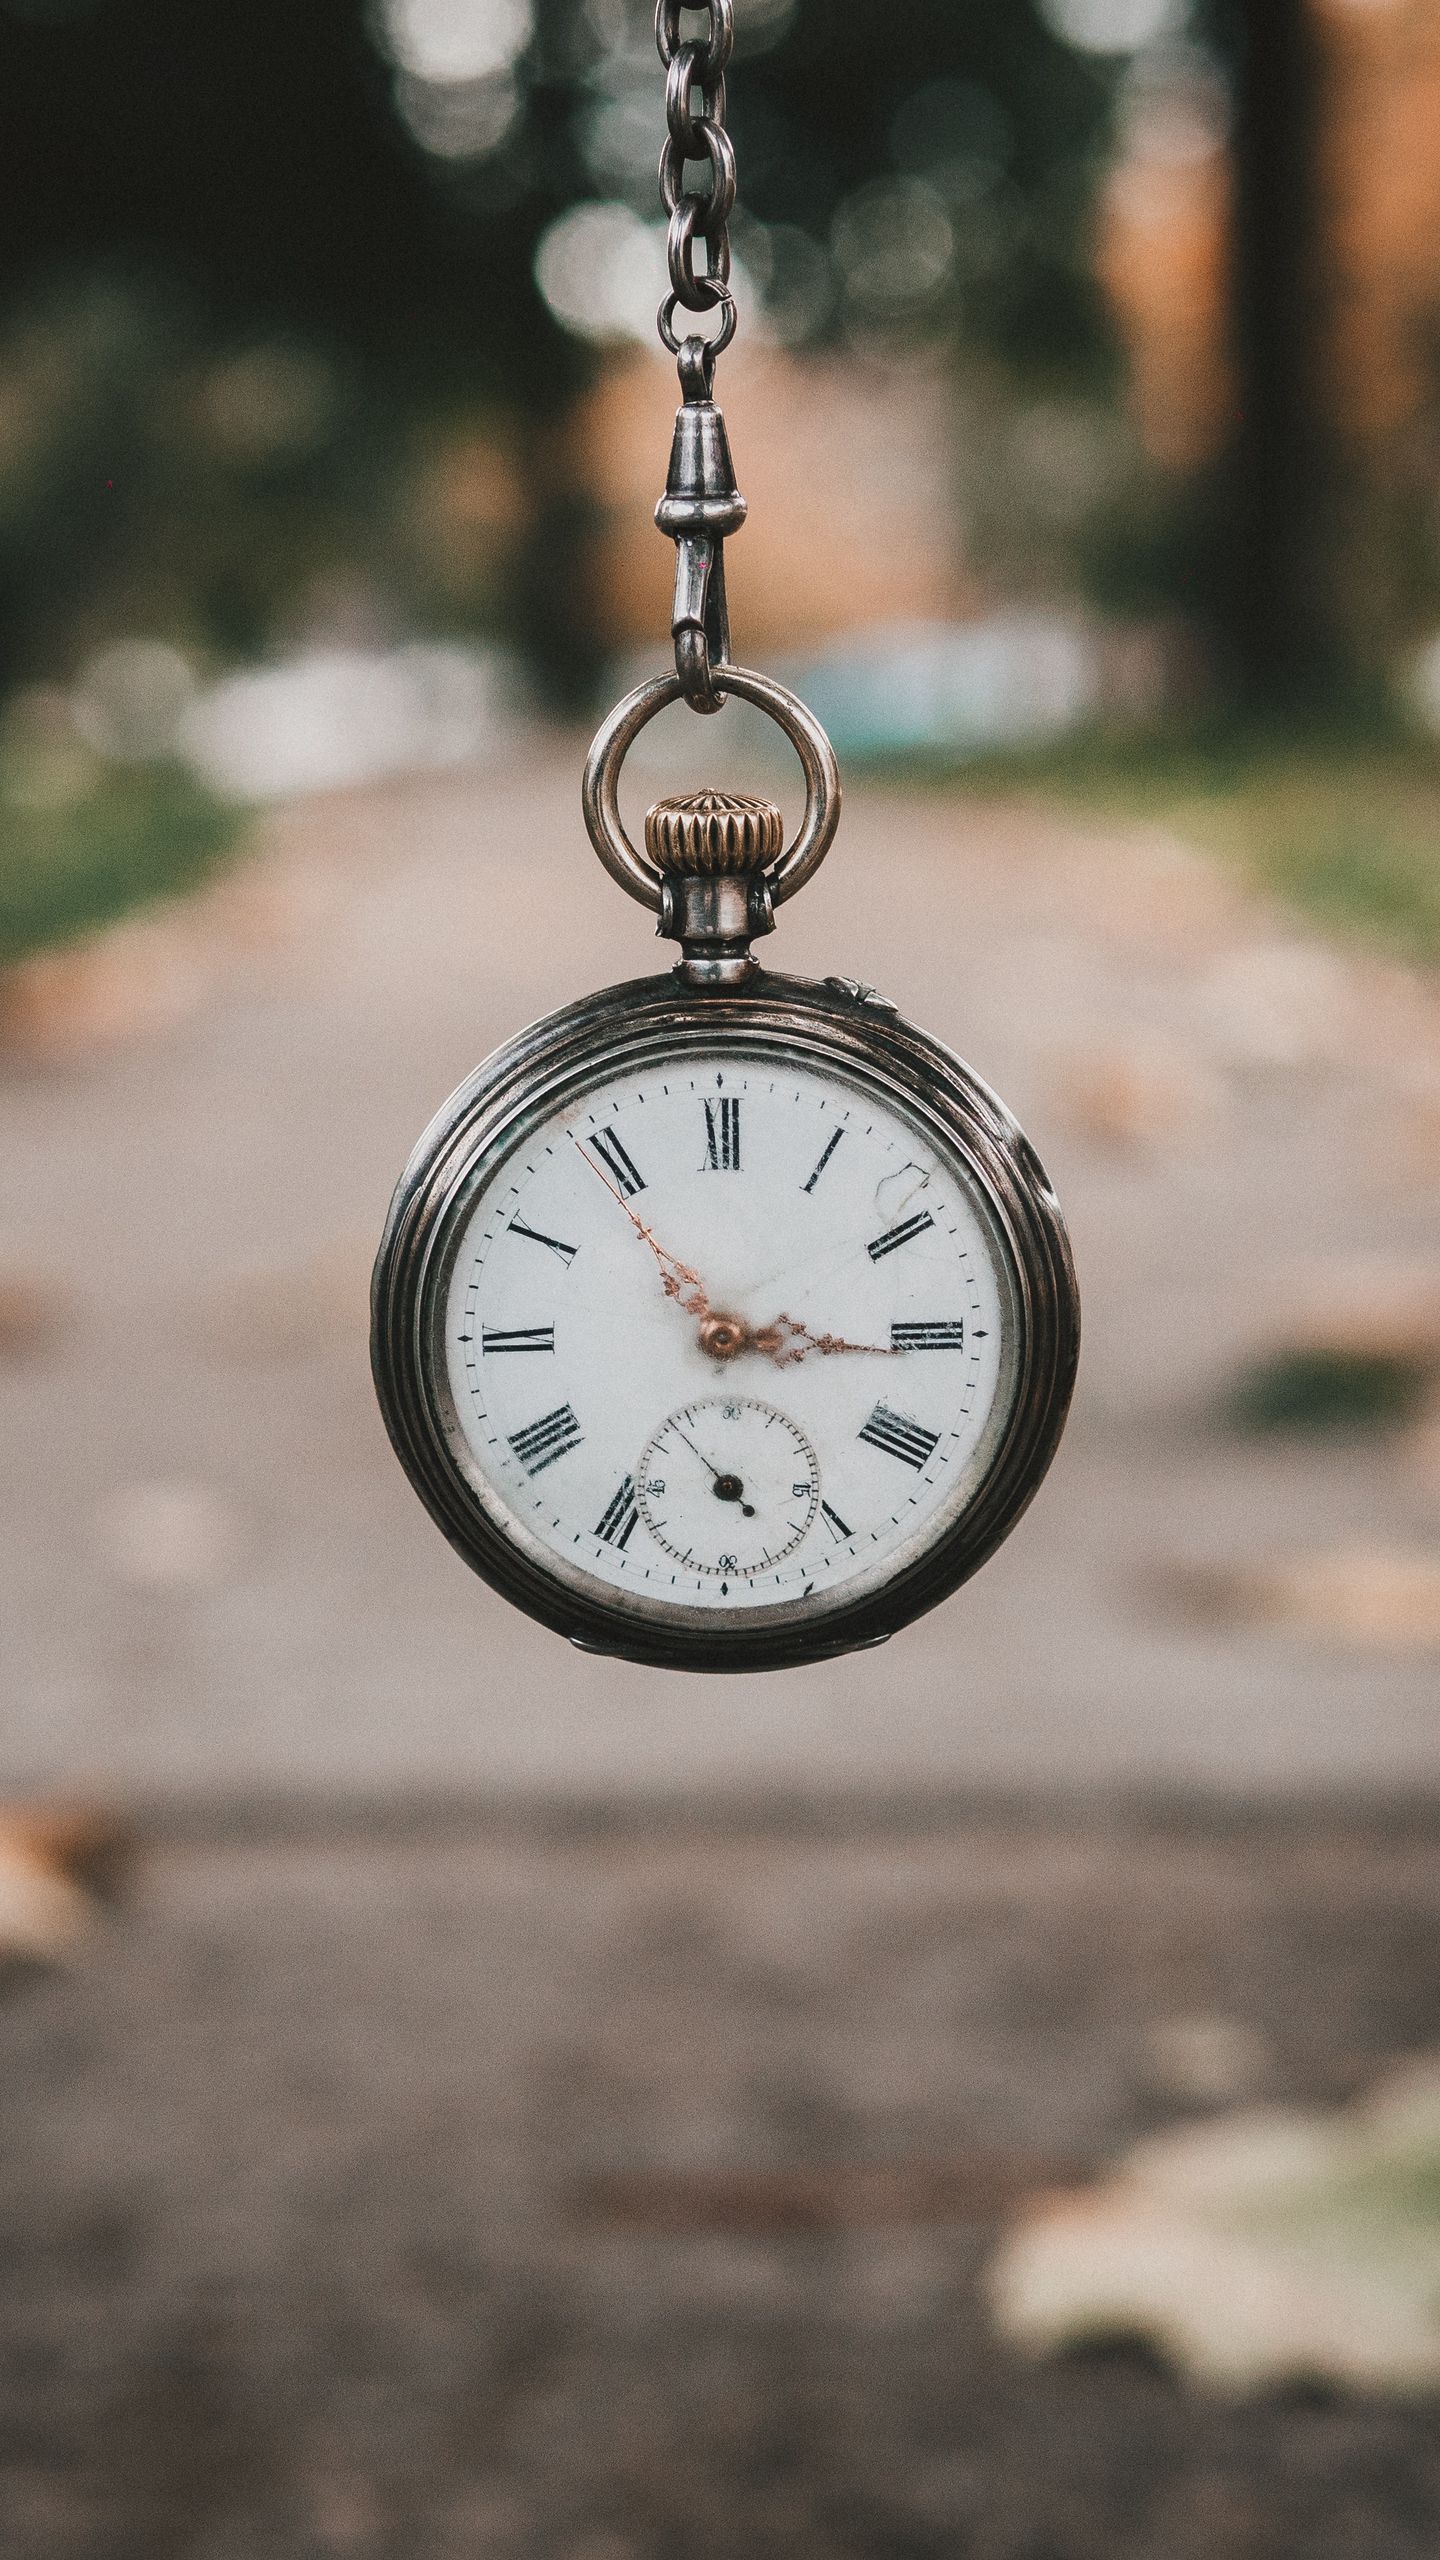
[371, 1, 1078, 1675]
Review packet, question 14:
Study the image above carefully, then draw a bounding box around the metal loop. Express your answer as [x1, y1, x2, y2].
[657, 286, 736, 359]
[675, 625, 725, 716]
[660, 119, 735, 230]
[655, 0, 732, 81]
[664, 45, 723, 159]
[582, 667, 842, 916]
[668, 199, 732, 307]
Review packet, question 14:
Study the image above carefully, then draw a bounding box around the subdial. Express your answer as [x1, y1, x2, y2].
[637, 1396, 820, 1580]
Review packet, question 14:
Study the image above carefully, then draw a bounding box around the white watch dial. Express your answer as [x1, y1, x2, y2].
[441, 1054, 1016, 1618]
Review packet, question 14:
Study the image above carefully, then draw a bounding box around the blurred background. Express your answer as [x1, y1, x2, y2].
[2, 2, 1440, 2553]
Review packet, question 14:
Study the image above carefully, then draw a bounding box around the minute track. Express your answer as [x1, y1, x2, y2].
[454, 1055, 1002, 1604]
[383, 986, 1068, 1665]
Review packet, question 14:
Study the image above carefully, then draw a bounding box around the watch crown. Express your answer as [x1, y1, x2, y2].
[644, 789, 783, 878]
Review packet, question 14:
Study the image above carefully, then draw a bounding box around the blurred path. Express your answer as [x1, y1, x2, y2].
[2, 1806, 1437, 2554]
[0, 743, 1437, 1808]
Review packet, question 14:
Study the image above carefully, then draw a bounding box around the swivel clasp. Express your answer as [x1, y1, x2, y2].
[654, 337, 746, 715]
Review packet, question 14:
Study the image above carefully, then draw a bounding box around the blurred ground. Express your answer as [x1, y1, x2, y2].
[2, 1805, 1439, 2558]
[0, 744, 1436, 1810]
[2, 749, 1439, 2557]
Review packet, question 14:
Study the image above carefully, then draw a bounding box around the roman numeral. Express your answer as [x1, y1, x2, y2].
[867, 1212, 935, 1262]
[508, 1403, 583, 1476]
[508, 1218, 577, 1266]
[802, 1126, 844, 1193]
[890, 1319, 965, 1351]
[858, 1404, 940, 1472]
[585, 1127, 646, 1197]
[595, 1476, 640, 1549]
[482, 1326, 555, 1355]
[702, 1096, 741, 1171]
[820, 1500, 852, 1541]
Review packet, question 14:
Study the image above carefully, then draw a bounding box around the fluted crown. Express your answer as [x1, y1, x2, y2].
[644, 789, 783, 878]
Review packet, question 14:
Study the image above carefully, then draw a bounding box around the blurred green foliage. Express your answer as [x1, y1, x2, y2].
[0, 0, 1120, 696]
[0, 760, 238, 970]
[1230, 1347, 1432, 1440]
[934, 727, 1440, 966]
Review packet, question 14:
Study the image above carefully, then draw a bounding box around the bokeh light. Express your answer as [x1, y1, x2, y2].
[1039, 0, 1187, 56]
[377, 0, 532, 83]
[70, 640, 199, 764]
[393, 66, 521, 160]
[533, 201, 668, 345]
[375, 0, 531, 162]
[831, 178, 956, 324]
[1118, 40, 1231, 166]
[579, 43, 670, 202]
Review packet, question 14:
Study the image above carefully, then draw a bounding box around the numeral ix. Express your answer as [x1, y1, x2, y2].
[482, 1326, 554, 1355]
[509, 1404, 583, 1475]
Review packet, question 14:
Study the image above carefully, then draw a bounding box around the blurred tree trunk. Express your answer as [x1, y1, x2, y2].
[1222, 0, 1342, 711]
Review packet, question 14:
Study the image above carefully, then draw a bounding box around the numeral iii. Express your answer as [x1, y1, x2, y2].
[890, 1320, 964, 1351]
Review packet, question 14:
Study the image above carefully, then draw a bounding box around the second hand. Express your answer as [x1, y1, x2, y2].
[672, 1424, 756, 1518]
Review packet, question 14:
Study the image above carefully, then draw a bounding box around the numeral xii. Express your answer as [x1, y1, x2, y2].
[702, 1096, 741, 1171]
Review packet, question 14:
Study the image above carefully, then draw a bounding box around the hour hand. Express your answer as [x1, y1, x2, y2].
[747, 1312, 893, 1367]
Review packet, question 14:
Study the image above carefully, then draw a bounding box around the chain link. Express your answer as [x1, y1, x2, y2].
[655, 0, 736, 351]
[653, 0, 742, 710]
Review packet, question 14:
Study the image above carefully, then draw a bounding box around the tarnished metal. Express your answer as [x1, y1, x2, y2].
[655, 0, 735, 329]
[644, 790, 784, 876]
[369, 5, 1082, 1676]
[371, 969, 1080, 1675]
[581, 665, 841, 984]
[653, 0, 743, 705]
[654, 353, 746, 713]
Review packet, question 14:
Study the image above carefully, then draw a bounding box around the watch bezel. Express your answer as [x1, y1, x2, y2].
[371, 968, 1079, 1673]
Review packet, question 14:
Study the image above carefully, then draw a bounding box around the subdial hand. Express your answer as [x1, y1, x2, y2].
[672, 1424, 757, 1517]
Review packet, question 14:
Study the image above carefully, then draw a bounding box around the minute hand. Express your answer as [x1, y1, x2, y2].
[572, 1138, 713, 1324]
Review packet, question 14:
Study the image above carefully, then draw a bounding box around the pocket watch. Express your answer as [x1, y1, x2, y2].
[370, 0, 1078, 1675]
